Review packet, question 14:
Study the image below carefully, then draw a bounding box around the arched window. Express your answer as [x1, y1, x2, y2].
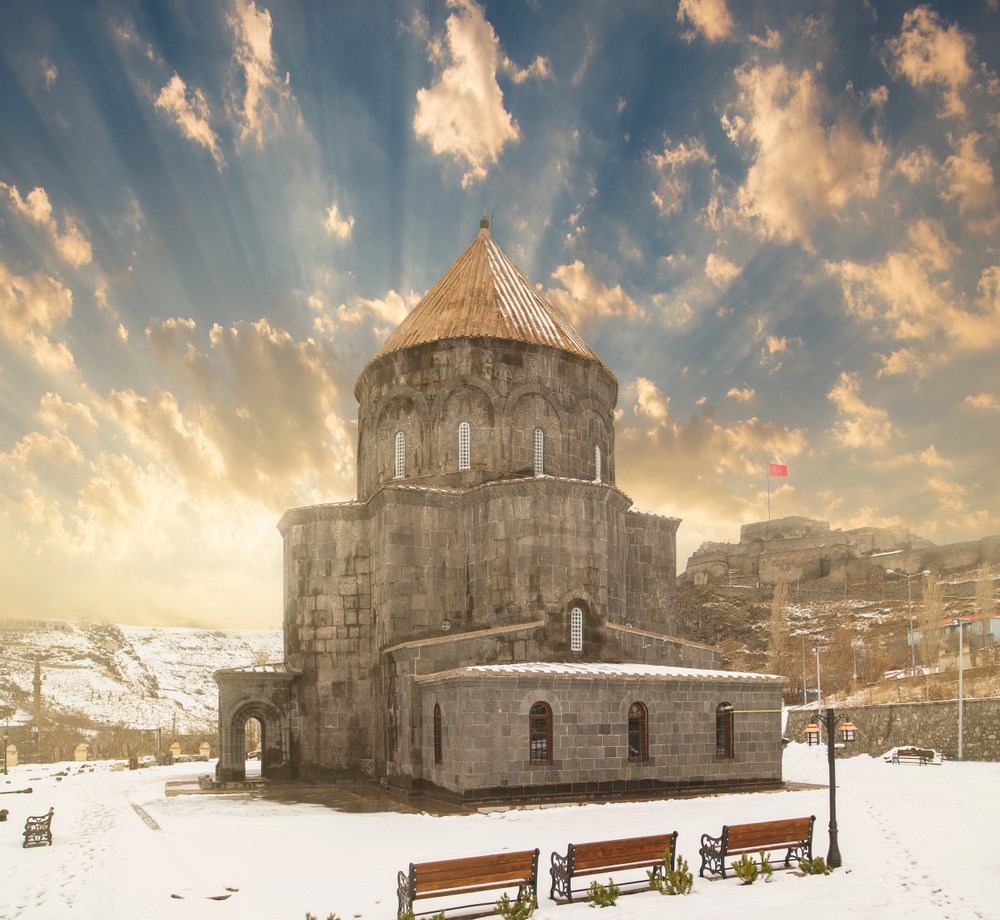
[433, 703, 443, 765]
[459, 422, 471, 471]
[570, 606, 583, 652]
[533, 428, 544, 477]
[529, 701, 552, 765]
[394, 431, 405, 479]
[594, 445, 601, 483]
[628, 702, 648, 762]
[716, 702, 734, 759]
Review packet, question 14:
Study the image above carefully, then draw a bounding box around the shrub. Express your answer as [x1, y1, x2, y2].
[799, 856, 834, 876]
[732, 853, 759, 885]
[495, 892, 536, 920]
[760, 853, 774, 882]
[586, 878, 621, 907]
[648, 853, 694, 896]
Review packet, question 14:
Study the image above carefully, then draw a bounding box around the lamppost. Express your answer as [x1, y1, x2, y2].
[802, 708, 857, 868]
[2, 732, 7, 775]
[812, 645, 823, 707]
[886, 569, 930, 673]
[952, 617, 965, 761]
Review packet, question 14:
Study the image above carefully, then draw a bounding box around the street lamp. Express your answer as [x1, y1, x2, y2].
[952, 617, 965, 761]
[886, 569, 930, 674]
[810, 707, 856, 868]
[812, 645, 823, 708]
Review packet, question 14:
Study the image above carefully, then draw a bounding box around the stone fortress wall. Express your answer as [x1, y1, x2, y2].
[683, 515, 1000, 597]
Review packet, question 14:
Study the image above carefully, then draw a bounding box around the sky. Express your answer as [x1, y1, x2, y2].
[2, 744, 999, 918]
[1, 0, 998, 629]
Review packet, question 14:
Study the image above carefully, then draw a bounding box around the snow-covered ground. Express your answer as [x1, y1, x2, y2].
[2, 744, 996, 920]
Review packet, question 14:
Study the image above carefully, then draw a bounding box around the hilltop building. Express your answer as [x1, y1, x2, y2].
[215, 217, 783, 803]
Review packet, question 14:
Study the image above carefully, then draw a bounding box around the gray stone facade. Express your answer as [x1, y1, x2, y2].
[216, 219, 783, 799]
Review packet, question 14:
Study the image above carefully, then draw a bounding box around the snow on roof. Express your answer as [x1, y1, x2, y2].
[213, 662, 298, 678]
[461, 662, 781, 681]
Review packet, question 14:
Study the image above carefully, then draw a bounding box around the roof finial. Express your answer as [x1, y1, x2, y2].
[480, 209, 490, 231]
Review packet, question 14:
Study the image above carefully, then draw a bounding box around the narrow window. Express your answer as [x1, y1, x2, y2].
[529, 701, 552, 765]
[533, 428, 544, 477]
[715, 702, 734, 759]
[570, 606, 583, 652]
[594, 445, 601, 483]
[394, 431, 405, 479]
[459, 422, 471, 471]
[628, 702, 648, 762]
[433, 703, 442, 765]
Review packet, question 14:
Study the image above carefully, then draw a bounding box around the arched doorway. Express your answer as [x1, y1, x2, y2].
[214, 665, 298, 783]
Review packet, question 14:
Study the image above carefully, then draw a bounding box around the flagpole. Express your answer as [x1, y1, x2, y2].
[766, 462, 771, 522]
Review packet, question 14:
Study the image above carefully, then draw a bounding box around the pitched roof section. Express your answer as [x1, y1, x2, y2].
[368, 218, 606, 368]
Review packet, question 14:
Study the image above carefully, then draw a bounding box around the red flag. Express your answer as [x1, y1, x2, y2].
[768, 463, 788, 477]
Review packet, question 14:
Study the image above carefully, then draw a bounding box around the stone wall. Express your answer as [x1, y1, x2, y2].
[414, 670, 783, 802]
[355, 338, 618, 501]
[786, 698, 1000, 761]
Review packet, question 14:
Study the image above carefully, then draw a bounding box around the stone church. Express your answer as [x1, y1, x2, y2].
[215, 216, 783, 803]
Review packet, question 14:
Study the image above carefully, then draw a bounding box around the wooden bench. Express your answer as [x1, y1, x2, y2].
[22, 807, 54, 848]
[891, 747, 937, 765]
[549, 832, 678, 903]
[699, 816, 814, 879]
[397, 848, 539, 918]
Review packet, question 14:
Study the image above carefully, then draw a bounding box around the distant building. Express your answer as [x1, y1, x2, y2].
[216, 217, 783, 803]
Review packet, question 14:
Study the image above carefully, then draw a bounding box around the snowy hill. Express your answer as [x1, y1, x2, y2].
[0, 620, 282, 734]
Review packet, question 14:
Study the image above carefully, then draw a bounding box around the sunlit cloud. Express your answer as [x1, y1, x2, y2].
[705, 253, 740, 287]
[645, 135, 713, 216]
[886, 5, 974, 119]
[227, 0, 298, 147]
[546, 261, 645, 328]
[0, 182, 93, 267]
[323, 201, 355, 240]
[942, 133, 998, 230]
[154, 73, 225, 167]
[677, 0, 735, 43]
[964, 392, 1000, 411]
[722, 64, 886, 248]
[827, 371, 893, 448]
[413, 0, 525, 186]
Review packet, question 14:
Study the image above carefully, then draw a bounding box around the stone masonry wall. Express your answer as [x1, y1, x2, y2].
[355, 338, 618, 501]
[415, 672, 783, 801]
[786, 698, 1000, 761]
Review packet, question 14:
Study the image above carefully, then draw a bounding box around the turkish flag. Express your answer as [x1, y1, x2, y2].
[768, 463, 788, 477]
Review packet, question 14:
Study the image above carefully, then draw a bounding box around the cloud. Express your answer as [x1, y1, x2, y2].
[227, 0, 297, 147]
[98, 318, 355, 508]
[874, 444, 952, 469]
[942, 133, 998, 229]
[677, 0, 735, 43]
[41, 57, 58, 89]
[826, 220, 1000, 351]
[154, 73, 225, 167]
[722, 64, 887, 248]
[964, 392, 1000, 411]
[827, 371, 893, 448]
[876, 347, 923, 379]
[0, 262, 73, 344]
[705, 253, 740, 287]
[412, 0, 522, 186]
[38, 393, 98, 434]
[894, 146, 936, 183]
[546, 261, 645, 328]
[645, 135, 713, 216]
[886, 5, 974, 118]
[335, 289, 418, 336]
[0, 182, 93, 267]
[726, 387, 756, 403]
[323, 201, 355, 240]
[1, 430, 84, 474]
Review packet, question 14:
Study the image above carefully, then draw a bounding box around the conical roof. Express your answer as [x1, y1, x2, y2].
[366, 217, 606, 369]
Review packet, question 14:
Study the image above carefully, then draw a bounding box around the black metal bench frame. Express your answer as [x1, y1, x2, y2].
[549, 831, 678, 903]
[699, 816, 814, 879]
[397, 848, 539, 918]
[23, 807, 54, 848]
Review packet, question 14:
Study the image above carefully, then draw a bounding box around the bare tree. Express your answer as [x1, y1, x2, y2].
[768, 580, 790, 677]
[971, 564, 996, 667]
[919, 571, 943, 669]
